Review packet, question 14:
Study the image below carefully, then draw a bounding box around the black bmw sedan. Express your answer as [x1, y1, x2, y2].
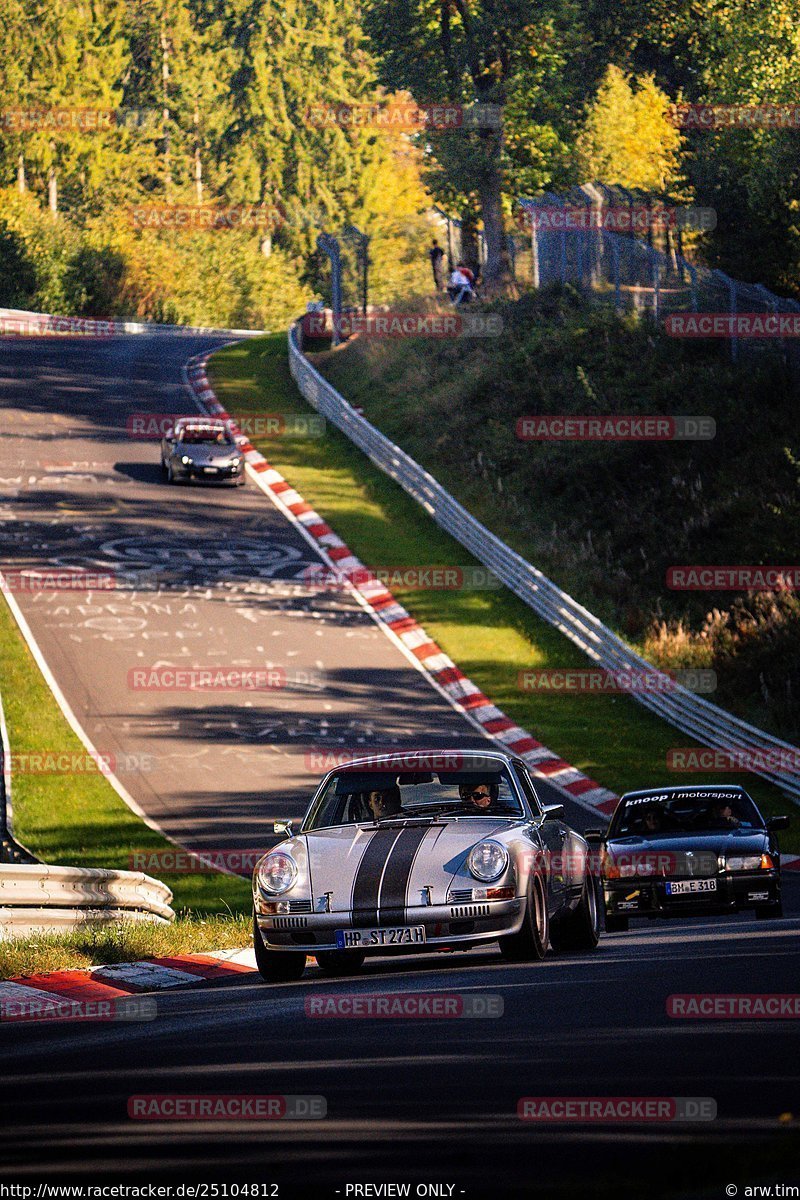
[586, 784, 788, 931]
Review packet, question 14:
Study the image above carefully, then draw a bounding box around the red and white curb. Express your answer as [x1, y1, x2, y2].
[184, 353, 619, 817]
[0, 949, 257, 1019]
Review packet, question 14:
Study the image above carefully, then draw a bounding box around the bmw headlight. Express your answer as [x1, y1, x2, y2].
[467, 840, 508, 882]
[725, 853, 773, 872]
[181, 455, 192, 465]
[257, 851, 298, 894]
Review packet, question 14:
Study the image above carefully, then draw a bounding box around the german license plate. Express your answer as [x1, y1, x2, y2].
[666, 878, 717, 895]
[203, 466, 219, 474]
[335, 925, 426, 949]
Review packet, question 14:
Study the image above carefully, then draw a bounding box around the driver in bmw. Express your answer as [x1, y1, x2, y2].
[459, 781, 499, 814]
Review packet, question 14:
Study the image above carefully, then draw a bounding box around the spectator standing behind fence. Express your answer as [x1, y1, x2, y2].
[448, 263, 475, 305]
[429, 240, 445, 291]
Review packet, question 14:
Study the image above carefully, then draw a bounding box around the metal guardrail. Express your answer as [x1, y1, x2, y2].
[288, 322, 800, 803]
[0, 862, 174, 916]
[0, 307, 265, 338]
[0, 863, 175, 938]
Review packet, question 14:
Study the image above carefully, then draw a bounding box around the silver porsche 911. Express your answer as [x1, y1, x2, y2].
[252, 749, 600, 981]
[160, 417, 245, 486]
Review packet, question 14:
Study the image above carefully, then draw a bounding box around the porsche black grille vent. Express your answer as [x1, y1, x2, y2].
[286, 899, 313, 913]
[449, 904, 490, 919]
[449, 889, 474, 903]
[272, 916, 309, 929]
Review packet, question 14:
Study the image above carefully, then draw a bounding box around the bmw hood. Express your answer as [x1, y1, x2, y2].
[304, 820, 516, 915]
[606, 829, 769, 875]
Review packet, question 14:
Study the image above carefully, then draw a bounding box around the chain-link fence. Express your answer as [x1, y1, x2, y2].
[316, 227, 370, 345]
[518, 186, 800, 380]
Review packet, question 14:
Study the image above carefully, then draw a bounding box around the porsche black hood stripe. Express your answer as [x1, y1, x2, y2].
[351, 828, 402, 927]
[378, 825, 432, 925]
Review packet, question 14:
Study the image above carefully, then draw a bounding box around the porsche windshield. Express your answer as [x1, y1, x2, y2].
[610, 789, 763, 837]
[305, 766, 524, 830]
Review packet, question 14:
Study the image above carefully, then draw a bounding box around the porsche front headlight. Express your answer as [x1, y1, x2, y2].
[181, 455, 192, 465]
[257, 851, 298, 894]
[467, 840, 508, 882]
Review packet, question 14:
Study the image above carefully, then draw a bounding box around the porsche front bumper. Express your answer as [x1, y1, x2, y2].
[255, 897, 524, 953]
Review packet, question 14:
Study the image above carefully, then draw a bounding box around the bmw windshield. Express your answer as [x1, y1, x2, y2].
[609, 789, 764, 838]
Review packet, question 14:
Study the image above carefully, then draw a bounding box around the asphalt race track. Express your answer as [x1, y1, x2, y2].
[0, 331, 574, 850]
[1, 332, 798, 1197]
[0, 888, 799, 1196]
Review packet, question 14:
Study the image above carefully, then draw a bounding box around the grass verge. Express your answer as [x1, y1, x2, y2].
[208, 334, 800, 849]
[0, 913, 250, 980]
[315, 289, 800, 744]
[0, 593, 251, 915]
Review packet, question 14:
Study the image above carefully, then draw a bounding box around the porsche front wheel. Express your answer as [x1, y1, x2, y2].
[549, 874, 600, 952]
[253, 914, 307, 982]
[498, 874, 549, 962]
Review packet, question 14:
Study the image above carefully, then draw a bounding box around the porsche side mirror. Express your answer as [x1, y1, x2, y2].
[583, 828, 606, 844]
[273, 820, 294, 837]
[542, 803, 565, 821]
[767, 815, 790, 831]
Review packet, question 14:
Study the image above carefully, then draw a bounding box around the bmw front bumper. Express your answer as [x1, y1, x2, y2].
[604, 871, 781, 919]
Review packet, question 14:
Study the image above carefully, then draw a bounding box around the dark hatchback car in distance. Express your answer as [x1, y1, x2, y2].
[587, 783, 788, 931]
[160, 416, 245, 486]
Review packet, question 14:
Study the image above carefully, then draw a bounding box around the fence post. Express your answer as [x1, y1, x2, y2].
[715, 270, 738, 363]
[651, 249, 661, 323]
[531, 208, 540, 288]
[343, 225, 371, 316]
[317, 232, 342, 345]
